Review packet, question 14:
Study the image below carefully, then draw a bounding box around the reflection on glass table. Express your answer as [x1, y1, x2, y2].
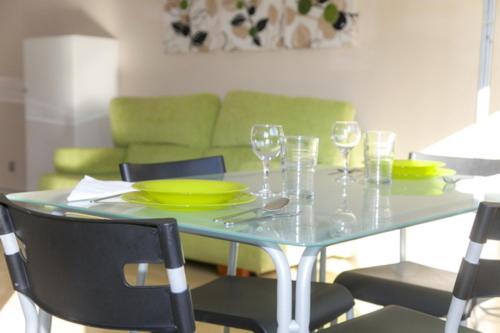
[7, 169, 480, 333]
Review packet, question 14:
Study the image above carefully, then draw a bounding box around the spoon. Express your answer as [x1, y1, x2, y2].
[213, 197, 290, 223]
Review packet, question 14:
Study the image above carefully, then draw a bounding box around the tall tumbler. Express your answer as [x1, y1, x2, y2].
[282, 136, 319, 200]
[364, 131, 396, 184]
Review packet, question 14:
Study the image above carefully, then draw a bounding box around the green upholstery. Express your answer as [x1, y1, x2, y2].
[110, 94, 220, 148]
[39, 173, 120, 191]
[125, 144, 206, 164]
[203, 147, 269, 172]
[40, 91, 359, 273]
[54, 147, 126, 174]
[212, 91, 356, 165]
[180, 234, 274, 273]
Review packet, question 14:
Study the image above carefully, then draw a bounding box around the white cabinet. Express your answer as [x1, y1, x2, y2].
[23, 35, 119, 189]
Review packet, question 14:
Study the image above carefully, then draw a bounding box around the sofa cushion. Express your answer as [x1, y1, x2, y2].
[125, 144, 206, 164]
[54, 147, 126, 174]
[39, 173, 120, 190]
[212, 91, 356, 165]
[204, 147, 260, 172]
[180, 234, 278, 274]
[110, 94, 220, 148]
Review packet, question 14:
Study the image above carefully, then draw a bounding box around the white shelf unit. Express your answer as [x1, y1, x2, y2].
[23, 35, 119, 190]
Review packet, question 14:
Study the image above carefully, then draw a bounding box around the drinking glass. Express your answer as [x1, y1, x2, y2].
[251, 124, 284, 197]
[331, 121, 361, 181]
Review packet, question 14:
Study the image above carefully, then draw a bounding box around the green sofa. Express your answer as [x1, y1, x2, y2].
[40, 90, 360, 274]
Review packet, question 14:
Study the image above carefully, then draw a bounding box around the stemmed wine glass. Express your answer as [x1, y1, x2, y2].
[331, 121, 361, 181]
[251, 124, 284, 198]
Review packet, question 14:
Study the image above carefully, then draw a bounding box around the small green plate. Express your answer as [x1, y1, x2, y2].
[393, 167, 456, 180]
[122, 191, 256, 212]
[132, 179, 248, 205]
[392, 160, 446, 178]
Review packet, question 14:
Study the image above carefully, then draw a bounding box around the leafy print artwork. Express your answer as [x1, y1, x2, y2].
[283, 0, 357, 49]
[164, 0, 223, 53]
[221, 0, 283, 50]
[163, 0, 357, 53]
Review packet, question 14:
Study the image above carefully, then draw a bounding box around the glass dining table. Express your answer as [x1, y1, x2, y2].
[8, 168, 479, 333]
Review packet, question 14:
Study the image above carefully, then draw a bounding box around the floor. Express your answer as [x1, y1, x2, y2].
[1, 253, 500, 333]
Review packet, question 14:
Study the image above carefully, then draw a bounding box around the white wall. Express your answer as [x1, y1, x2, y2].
[0, 0, 499, 189]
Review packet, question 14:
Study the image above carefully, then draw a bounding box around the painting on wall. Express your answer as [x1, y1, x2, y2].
[163, 0, 357, 53]
[283, 0, 356, 49]
[164, 0, 224, 52]
[220, 0, 284, 51]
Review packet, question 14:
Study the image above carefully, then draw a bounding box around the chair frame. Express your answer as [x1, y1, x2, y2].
[0, 194, 195, 333]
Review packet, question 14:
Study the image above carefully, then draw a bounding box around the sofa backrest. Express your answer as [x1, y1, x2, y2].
[211, 91, 356, 165]
[109, 94, 221, 149]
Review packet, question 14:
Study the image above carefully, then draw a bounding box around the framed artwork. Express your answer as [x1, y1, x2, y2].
[283, 0, 356, 49]
[164, 0, 224, 53]
[220, 0, 284, 51]
[163, 0, 357, 53]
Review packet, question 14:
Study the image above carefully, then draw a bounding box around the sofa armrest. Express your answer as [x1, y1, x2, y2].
[54, 147, 126, 174]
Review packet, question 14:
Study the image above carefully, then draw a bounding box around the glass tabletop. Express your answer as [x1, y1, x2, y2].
[7, 169, 478, 248]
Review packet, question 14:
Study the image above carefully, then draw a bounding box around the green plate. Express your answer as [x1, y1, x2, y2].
[393, 167, 456, 180]
[122, 191, 256, 212]
[132, 179, 248, 205]
[392, 160, 446, 178]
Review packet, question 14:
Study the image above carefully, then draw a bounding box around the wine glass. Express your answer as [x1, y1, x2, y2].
[331, 121, 361, 181]
[251, 124, 284, 197]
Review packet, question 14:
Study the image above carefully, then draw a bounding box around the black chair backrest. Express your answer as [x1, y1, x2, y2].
[0, 195, 195, 333]
[446, 201, 500, 331]
[120, 156, 226, 182]
[409, 152, 500, 176]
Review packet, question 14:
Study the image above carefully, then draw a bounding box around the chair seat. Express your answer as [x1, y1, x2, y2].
[335, 261, 456, 317]
[321, 305, 479, 333]
[192, 276, 354, 333]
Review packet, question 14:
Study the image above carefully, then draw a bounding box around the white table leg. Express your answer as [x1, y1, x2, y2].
[18, 293, 38, 333]
[227, 241, 239, 276]
[400, 229, 407, 262]
[39, 308, 52, 333]
[136, 263, 149, 286]
[319, 248, 327, 282]
[295, 247, 322, 333]
[224, 242, 239, 333]
[262, 245, 293, 333]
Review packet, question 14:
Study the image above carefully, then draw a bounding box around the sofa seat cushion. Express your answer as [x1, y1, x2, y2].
[204, 147, 272, 172]
[212, 91, 356, 165]
[54, 147, 126, 174]
[124, 144, 206, 164]
[180, 233, 299, 274]
[110, 94, 220, 148]
[39, 173, 120, 190]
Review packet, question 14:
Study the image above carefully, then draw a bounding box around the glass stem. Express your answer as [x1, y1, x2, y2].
[342, 148, 350, 179]
[262, 160, 271, 194]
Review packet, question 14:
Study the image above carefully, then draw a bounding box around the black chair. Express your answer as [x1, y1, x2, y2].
[0, 194, 195, 333]
[120, 156, 227, 182]
[321, 201, 500, 333]
[120, 156, 227, 286]
[120, 157, 355, 333]
[335, 153, 500, 319]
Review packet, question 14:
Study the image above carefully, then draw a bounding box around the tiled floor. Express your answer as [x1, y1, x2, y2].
[1, 255, 500, 333]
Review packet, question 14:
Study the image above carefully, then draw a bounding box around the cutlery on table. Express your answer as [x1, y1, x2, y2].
[213, 197, 290, 223]
[223, 211, 300, 227]
[328, 168, 362, 176]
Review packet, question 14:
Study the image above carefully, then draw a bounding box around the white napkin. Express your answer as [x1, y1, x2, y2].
[455, 174, 500, 202]
[67, 176, 136, 202]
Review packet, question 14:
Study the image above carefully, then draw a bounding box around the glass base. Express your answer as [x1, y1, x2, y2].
[335, 173, 359, 183]
[251, 189, 283, 199]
